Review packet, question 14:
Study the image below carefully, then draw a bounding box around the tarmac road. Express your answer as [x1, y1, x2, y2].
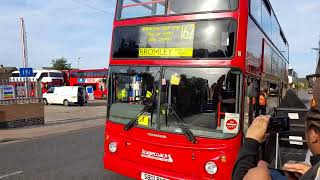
[0, 126, 129, 180]
[297, 90, 312, 108]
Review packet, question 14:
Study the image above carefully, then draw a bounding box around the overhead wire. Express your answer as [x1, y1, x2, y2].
[70, 0, 114, 15]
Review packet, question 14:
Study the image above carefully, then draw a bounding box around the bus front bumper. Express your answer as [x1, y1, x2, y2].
[103, 153, 195, 180]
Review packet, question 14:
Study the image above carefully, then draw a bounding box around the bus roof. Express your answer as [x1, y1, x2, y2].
[11, 70, 62, 74]
[66, 68, 108, 72]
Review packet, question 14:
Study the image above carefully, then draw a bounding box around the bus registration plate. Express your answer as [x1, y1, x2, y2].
[141, 172, 168, 180]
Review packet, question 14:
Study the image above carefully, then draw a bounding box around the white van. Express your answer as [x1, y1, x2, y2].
[43, 86, 87, 106]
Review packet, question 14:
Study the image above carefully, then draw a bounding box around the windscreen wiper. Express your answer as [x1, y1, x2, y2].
[166, 104, 197, 144]
[124, 104, 153, 131]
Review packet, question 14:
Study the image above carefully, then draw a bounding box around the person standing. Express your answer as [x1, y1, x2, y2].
[259, 90, 267, 115]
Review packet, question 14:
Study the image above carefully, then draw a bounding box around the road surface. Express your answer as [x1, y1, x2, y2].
[297, 90, 312, 108]
[0, 126, 128, 180]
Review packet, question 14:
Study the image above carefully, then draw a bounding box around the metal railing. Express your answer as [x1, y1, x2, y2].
[0, 78, 42, 105]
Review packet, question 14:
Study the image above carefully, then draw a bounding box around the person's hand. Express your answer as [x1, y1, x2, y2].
[246, 116, 270, 143]
[283, 163, 311, 175]
[244, 161, 271, 180]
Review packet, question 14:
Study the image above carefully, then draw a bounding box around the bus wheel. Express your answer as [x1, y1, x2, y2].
[43, 98, 48, 105]
[63, 100, 70, 107]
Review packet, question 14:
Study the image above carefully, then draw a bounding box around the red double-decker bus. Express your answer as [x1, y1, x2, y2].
[104, 0, 289, 179]
[62, 69, 108, 99]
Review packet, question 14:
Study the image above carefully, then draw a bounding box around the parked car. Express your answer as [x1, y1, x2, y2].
[43, 86, 87, 106]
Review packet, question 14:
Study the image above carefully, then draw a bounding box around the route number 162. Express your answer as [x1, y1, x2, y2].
[180, 24, 195, 40]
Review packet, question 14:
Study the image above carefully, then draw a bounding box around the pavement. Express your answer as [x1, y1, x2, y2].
[0, 100, 107, 143]
[0, 118, 105, 144]
[45, 100, 107, 124]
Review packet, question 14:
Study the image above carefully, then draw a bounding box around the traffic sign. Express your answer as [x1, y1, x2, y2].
[226, 119, 238, 130]
[19, 68, 33, 77]
[223, 113, 240, 134]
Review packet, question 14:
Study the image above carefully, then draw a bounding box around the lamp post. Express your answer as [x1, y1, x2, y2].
[77, 57, 82, 70]
[307, 40, 320, 88]
[312, 40, 320, 58]
[312, 40, 320, 74]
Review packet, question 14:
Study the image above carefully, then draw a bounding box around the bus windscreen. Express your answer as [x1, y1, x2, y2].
[108, 66, 242, 139]
[112, 19, 236, 59]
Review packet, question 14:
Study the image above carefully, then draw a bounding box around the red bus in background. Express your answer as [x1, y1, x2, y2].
[104, 0, 289, 179]
[62, 69, 108, 99]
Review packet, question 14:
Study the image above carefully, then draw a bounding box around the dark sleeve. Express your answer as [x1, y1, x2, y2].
[232, 138, 261, 180]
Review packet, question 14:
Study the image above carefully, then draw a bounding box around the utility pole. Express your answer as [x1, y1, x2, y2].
[20, 18, 30, 100]
[78, 57, 82, 70]
[20, 18, 28, 68]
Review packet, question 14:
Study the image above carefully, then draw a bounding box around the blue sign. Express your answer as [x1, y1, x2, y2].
[19, 68, 33, 77]
[87, 87, 93, 93]
[78, 78, 86, 83]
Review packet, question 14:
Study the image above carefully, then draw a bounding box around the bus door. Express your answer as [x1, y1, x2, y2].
[244, 77, 260, 131]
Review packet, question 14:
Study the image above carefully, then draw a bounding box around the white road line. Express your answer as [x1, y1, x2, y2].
[0, 171, 24, 179]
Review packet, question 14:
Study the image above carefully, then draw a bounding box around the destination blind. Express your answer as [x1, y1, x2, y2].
[138, 23, 195, 57]
[112, 19, 236, 59]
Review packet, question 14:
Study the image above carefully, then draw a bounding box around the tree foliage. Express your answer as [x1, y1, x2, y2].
[51, 57, 71, 70]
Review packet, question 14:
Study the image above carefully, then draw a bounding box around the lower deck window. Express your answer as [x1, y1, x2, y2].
[107, 66, 242, 139]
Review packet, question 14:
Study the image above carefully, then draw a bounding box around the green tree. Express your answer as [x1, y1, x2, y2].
[51, 57, 71, 70]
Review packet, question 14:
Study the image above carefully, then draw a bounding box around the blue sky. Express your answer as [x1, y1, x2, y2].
[0, 0, 319, 77]
[0, 0, 115, 69]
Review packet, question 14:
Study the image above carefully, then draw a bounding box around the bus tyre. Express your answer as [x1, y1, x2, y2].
[43, 98, 48, 105]
[63, 100, 70, 107]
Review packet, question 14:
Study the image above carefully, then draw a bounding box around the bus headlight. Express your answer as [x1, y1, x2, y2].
[108, 141, 117, 153]
[205, 161, 218, 175]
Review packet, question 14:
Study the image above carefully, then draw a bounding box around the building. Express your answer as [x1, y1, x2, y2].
[288, 67, 298, 87]
[0, 65, 17, 81]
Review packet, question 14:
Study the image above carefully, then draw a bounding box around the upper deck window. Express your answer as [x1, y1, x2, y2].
[11, 73, 20, 77]
[250, 0, 289, 60]
[49, 72, 63, 78]
[39, 72, 48, 79]
[70, 71, 108, 78]
[169, 0, 237, 15]
[116, 0, 166, 20]
[116, 0, 238, 20]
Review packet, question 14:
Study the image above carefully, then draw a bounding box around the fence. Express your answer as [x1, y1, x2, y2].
[0, 78, 42, 104]
[0, 78, 44, 128]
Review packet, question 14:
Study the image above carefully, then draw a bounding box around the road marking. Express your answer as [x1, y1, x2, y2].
[0, 171, 24, 179]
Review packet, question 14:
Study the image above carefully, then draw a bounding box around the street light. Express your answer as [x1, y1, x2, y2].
[312, 40, 320, 73]
[78, 57, 82, 70]
[312, 39, 320, 56]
